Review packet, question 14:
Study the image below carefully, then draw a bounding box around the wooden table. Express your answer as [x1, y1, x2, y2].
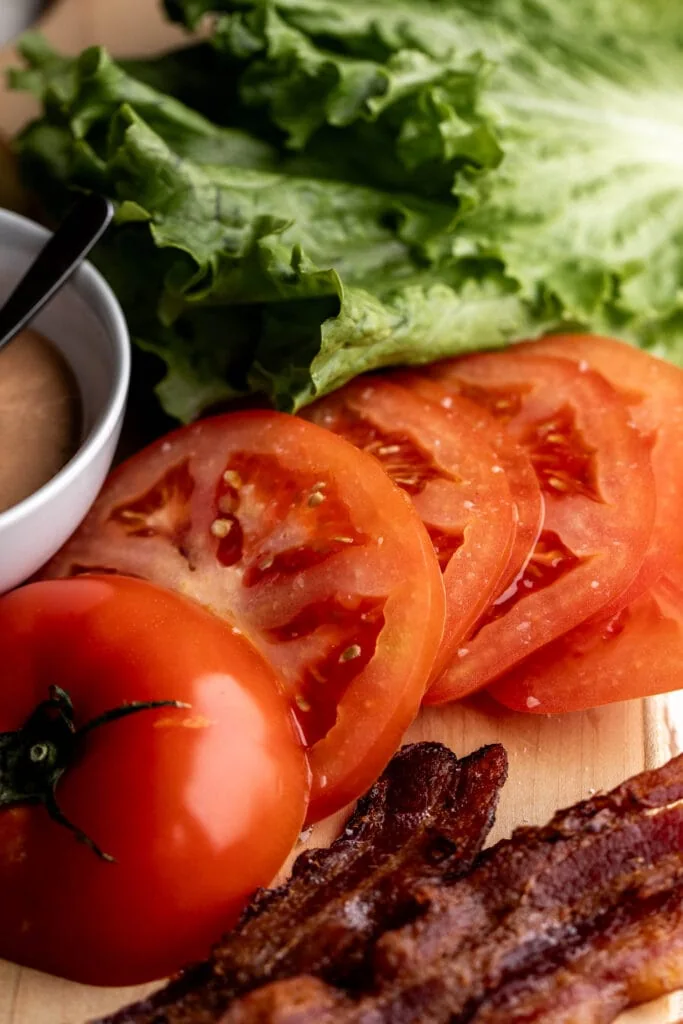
[0, 3, 681, 1021]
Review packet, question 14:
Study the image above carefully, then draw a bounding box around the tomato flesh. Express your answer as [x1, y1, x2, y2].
[303, 377, 517, 679]
[422, 353, 655, 702]
[486, 335, 683, 715]
[515, 334, 683, 600]
[394, 371, 544, 605]
[0, 576, 308, 986]
[44, 411, 445, 822]
[489, 575, 683, 713]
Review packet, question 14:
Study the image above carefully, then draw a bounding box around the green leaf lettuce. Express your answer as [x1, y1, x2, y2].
[11, 0, 683, 419]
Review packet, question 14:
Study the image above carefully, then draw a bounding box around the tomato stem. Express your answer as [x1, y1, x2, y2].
[0, 685, 189, 862]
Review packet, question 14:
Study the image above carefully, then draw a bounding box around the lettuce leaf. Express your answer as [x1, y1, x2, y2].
[12, 36, 545, 419]
[12, 0, 683, 419]
[163, 0, 683, 338]
[167, 0, 683, 329]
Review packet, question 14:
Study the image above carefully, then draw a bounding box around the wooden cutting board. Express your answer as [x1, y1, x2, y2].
[1, 2, 682, 1022]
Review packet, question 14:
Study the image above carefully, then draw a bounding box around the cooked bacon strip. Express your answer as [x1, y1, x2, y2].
[217, 754, 683, 1024]
[217, 978, 343, 1023]
[468, 885, 683, 1023]
[99, 742, 507, 1024]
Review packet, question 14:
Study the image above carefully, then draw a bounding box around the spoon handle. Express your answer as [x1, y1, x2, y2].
[0, 193, 114, 356]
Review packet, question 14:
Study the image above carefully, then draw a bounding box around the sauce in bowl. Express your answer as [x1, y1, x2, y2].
[0, 328, 81, 513]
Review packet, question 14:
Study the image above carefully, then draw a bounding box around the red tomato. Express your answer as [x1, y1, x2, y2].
[44, 412, 445, 822]
[393, 371, 544, 605]
[0, 576, 308, 986]
[514, 334, 683, 599]
[303, 377, 517, 679]
[487, 336, 683, 716]
[489, 575, 683, 713]
[421, 352, 656, 702]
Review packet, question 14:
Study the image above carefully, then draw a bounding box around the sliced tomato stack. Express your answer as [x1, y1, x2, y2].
[304, 337, 682, 713]
[416, 350, 656, 703]
[402, 334, 683, 714]
[488, 335, 683, 714]
[43, 411, 446, 821]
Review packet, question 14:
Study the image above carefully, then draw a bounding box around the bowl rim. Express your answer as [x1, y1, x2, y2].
[0, 206, 130, 529]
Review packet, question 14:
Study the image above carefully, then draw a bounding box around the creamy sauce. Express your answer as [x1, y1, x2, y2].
[0, 329, 81, 513]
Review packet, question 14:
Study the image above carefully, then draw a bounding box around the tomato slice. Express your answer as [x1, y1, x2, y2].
[303, 377, 517, 679]
[421, 352, 656, 703]
[487, 336, 683, 716]
[514, 335, 683, 599]
[489, 575, 683, 713]
[43, 412, 445, 822]
[393, 371, 544, 603]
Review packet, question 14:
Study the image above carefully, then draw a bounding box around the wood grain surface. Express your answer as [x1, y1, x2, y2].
[0, 2, 682, 1023]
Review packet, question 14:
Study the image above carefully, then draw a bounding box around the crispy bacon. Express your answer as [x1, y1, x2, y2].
[217, 754, 683, 1024]
[98, 742, 507, 1024]
[101, 748, 683, 1024]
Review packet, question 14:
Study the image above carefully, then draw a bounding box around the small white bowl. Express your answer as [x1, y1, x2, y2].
[0, 207, 130, 593]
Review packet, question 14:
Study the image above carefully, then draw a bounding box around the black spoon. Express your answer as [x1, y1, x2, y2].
[0, 193, 114, 357]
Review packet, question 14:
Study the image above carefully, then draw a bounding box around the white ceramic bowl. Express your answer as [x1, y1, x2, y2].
[0, 0, 44, 46]
[0, 207, 130, 593]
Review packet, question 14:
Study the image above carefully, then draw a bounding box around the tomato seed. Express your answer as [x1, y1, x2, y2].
[223, 470, 242, 488]
[210, 519, 233, 538]
[340, 644, 362, 663]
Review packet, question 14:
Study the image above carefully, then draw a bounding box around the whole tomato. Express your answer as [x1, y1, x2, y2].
[0, 575, 309, 986]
